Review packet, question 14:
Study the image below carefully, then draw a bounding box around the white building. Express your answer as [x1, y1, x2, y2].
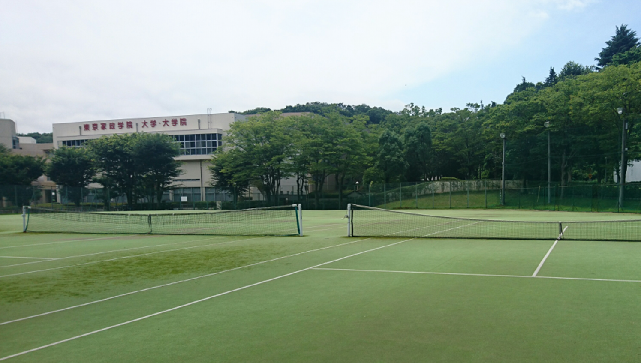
[0, 119, 19, 150]
[52, 112, 300, 204]
[53, 112, 247, 202]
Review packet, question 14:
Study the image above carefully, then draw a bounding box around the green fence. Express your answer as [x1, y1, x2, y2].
[3, 181, 641, 213]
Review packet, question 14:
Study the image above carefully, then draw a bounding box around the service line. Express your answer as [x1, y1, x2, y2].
[311, 267, 641, 283]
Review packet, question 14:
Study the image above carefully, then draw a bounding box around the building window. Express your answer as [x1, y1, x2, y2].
[62, 139, 88, 147]
[12, 137, 19, 149]
[172, 133, 222, 155]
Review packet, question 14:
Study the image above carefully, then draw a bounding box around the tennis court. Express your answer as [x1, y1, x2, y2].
[1, 208, 640, 362]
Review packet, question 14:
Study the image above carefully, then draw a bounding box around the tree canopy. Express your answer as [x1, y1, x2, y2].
[596, 24, 640, 68]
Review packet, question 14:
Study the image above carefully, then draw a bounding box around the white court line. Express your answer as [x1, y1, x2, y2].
[0, 237, 259, 279]
[0, 256, 59, 260]
[532, 226, 568, 277]
[0, 236, 228, 268]
[0, 236, 411, 361]
[311, 267, 641, 283]
[0, 235, 369, 326]
[0, 235, 149, 250]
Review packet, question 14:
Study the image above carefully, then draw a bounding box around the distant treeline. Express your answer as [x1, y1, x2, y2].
[215, 25, 641, 201]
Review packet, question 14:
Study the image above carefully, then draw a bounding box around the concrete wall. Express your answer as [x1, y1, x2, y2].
[0, 119, 16, 149]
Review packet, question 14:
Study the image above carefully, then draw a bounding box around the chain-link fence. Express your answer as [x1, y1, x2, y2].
[3, 181, 641, 213]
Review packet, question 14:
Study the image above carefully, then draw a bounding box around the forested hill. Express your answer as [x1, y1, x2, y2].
[216, 24, 641, 190]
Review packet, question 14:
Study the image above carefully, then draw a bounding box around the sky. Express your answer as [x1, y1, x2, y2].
[1, 0, 640, 134]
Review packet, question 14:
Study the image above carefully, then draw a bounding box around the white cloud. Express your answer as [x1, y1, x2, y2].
[0, 0, 597, 132]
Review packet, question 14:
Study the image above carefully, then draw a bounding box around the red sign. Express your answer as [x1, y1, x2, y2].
[82, 117, 187, 132]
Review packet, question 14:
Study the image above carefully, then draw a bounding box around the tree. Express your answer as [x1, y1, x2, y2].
[611, 46, 641, 66]
[213, 112, 293, 205]
[596, 24, 640, 68]
[331, 115, 371, 207]
[558, 61, 593, 80]
[0, 151, 44, 186]
[134, 133, 182, 208]
[403, 121, 432, 182]
[376, 130, 406, 183]
[511, 77, 536, 94]
[87, 134, 139, 209]
[0, 149, 44, 206]
[46, 147, 94, 206]
[544, 67, 558, 87]
[209, 148, 251, 207]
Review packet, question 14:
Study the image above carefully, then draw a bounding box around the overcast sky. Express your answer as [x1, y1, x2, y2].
[1, 0, 640, 133]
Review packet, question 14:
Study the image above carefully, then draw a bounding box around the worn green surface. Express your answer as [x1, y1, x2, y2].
[0, 210, 640, 362]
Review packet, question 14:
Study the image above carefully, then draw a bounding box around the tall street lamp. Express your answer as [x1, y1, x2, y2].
[618, 107, 626, 210]
[500, 132, 506, 205]
[544, 121, 551, 204]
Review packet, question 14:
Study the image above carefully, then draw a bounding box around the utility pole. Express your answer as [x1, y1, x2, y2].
[618, 108, 626, 209]
[545, 121, 551, 204]
[500, 133, 506, 205]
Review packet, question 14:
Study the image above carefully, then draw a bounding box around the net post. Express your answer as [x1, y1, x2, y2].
[147, 214, 152, 234]
[559, 222, 563, 239]
[296, 204, 303, 236]
[347, 204, 352, 237]
[22, 206, 28, 232]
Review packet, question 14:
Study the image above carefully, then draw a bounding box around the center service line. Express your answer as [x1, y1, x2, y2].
[532, 226, 568, 277]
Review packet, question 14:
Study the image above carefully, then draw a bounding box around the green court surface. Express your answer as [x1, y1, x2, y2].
[1, 210, 640, 362]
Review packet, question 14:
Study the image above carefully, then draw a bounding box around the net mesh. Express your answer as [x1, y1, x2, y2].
[26, 206, 301, 236]
[348, 204, 641, 241]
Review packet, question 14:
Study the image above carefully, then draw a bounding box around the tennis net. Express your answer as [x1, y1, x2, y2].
[347, 204, 641, 241]
[24, 205, 303, 236]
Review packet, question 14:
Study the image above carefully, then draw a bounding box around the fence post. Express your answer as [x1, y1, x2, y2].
[415, 183, 418, 209]
[432, 189, 435, 209]
[384, 183, 386, 206]
[466, 184, 469, 208]
[484, 182, 487, 209]
[399, 182, 402, 208]
[449, 183, 452, 209]
[571, 187, 575, 211]
[368, 183, 371, 207]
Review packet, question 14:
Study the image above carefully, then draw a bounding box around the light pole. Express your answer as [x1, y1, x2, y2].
[544, 121, 551, 204]
[500, 133, 506, 206]
[355, 181, 359, 192]
[618, 107, 626, 209]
